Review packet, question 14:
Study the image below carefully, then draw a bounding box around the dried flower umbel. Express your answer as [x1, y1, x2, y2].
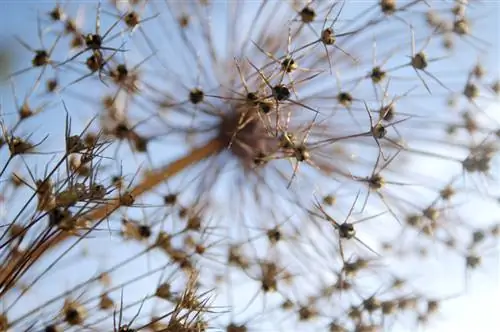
[1, 0, 500, 331]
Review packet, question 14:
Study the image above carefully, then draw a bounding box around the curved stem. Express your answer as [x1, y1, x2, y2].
[0, 138, 223, 295]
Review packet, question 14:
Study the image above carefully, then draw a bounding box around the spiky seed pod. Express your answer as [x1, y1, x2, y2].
[2, 1, 500, 332]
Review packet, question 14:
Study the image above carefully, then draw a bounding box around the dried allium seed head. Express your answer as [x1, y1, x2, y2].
[281, 57, 298, 73]
[473, 63, 486, 78]
[425, 10, 441, 27]
[323, 194, 336, 206]
[294, 145, 310, 162]
[337, 92, 353, 107]
[398, 297, 418, 310]
[66, 135, 85, 153]
[453, 18, 470, 35]
[281, 299, 294, 311]
[452, 4, 466, 17]
[471, 230, 485, 244]
[11, 172, 24, 186]
[19, 103, 33, 119]
[112, 64, 129, 81]
[267, 227, 281, 244]
[423, 207, 439, 222]
[391, 277, 405, 289]
[490, 224, 500, 237]
[261, 262, 278, 292]
[85, 33, 102, 49]
[55, 189, 79, 207]
[370, 66, 386, 84]
[118, 326, 134, 332]
[466, 254, 481, 268]
[445, 236, 456, 248]
[343, 261, 360, 276]
[36, 178, 53, 196]
[321, 28, 336, 45]
[194, 243, 205, 255]
[421, 223, 434, 236]
[9, 224, 26, 239]
[99, 293, 114, 310]
[49, 6, 64, 21]
[298, 305, 318, 321]
[187, 214, 202, 231]
[329, 322, 347, 332]
[380, 104, 395, 121]
[380, 0, 396, 14]
[163, 193, 178, 205]
[258, 99, 273, 114]
[178, 206, 188, 219]
[125, 11, 140, 28]
[348, 306, 362, 321]
[86, 53, 103, 72]
[491, 80, 500, 94]
[189, 88, 204, 104]
[227, 323, 247, 332]
[62, 300, 87, 326]
[411, 52, 428, 70]
[8, 137, 34, 155]
[155, 282, 172, 300]
[32, 50, 49, 67]
[48, 207, 72, 227]
[272, 84, 291, 100]
[300, 6, 316, 23]
[133, 135, 148, 152]
[339, 223, 356, 239]
[178, 14, 190, 28]
[64, 18, 77, 33]
[156, 231, 172, 252]
[426, 299, 439, 313]
[363, 297, 381, 312]
[120, 191, 135, 206]
[355, 324, 379, 332]
[464, 82, 480, 99]
[46, 78, 58, 92]
[442, 34, 454, 50]
[381, 300, 397, 315]
[372, 123, 387, 139]
[44, 324, 61, 332]
[368, 174, 385, 190]
[71, 35, 85, 49]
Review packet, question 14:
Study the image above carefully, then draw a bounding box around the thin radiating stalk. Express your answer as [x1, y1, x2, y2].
[0, 138, 223, 293]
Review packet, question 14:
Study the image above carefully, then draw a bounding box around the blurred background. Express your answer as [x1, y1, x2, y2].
[0, 1, 499, 331]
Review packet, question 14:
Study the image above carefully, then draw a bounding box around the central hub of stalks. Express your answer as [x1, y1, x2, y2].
[217, 107, 277, 167]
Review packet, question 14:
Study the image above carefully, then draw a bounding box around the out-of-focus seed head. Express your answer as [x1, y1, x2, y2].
[380, 0, 396, 15]
[411, 52, 428, 70]
[189, 88, 204, 104]
[62, 300, 87, 326]
[453, 18, 470, 35]
[339, 223, 356, 239]
[281, 57, 298, 73]
[321, 28, 336, 45]
[300, 6, 316, 23]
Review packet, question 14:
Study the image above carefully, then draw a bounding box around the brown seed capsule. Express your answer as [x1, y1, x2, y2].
[189, 88, 204, 104]
[62, 300, 87, 326]
[411, 52, 428, 70]
[380, 0, 396, 15]
[300, 6, 316, 23]
[99, 293, 114, 310]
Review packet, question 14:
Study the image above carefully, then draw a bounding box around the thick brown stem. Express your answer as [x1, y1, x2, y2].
[0, 138, 223, 292]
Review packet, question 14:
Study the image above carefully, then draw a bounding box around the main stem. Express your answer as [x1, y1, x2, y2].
[1, 138, 223, 292]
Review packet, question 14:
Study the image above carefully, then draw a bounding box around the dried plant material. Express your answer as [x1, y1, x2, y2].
[0, 1, 499, 331]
